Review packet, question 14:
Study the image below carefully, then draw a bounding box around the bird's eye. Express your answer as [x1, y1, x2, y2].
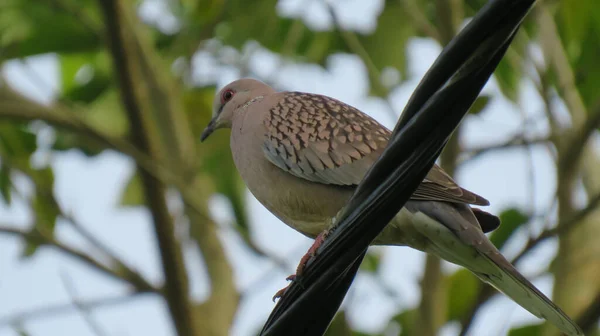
[221, 89, 234, 104]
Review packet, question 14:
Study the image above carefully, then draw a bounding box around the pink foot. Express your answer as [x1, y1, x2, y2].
[295, 232, 326, 276]
[272, 232, 327, 302]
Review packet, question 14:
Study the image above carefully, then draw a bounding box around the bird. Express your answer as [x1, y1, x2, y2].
[200, 78, 583, 336]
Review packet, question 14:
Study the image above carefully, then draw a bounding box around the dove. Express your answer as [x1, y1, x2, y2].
[200, 78, 582, 336]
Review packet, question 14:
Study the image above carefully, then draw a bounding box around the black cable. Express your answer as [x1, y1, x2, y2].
[260, 1, 536, 335]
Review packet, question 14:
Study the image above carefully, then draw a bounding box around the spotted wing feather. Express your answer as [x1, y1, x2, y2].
[262, 92, 488, 206]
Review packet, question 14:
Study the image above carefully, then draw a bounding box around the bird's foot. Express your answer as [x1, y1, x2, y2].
[272, 275, 296, 302]
[296, 232, 326, 276]
[272, 232, 327, 302]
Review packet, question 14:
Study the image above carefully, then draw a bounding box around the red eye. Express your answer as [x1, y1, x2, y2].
[221, 89, 234, 104]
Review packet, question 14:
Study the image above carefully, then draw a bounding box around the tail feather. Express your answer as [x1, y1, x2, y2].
[410, 209, 583, 336]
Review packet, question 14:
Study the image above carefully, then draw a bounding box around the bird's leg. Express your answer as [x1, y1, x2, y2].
[296, 231, 327, 276]
[272, 231, 327, 302]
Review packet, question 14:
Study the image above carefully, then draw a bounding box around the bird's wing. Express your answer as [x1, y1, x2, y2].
[262, 91, 488, 205]
[406, 201, 582, 336]
[414, 165, 490, 205]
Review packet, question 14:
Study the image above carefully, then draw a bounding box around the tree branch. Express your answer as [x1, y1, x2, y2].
[415, 2, 464, 335]
[458, 285, 494, 336]
[415, 255, 446, 336]
[326, 4, 398, 118]
[0, 86, 212, 222]
[398, 0, 440, 40]
[535, 6, 600, 329]
[460, 135, 550, 163]
[559, 102, 600, 179]
[59, 272, 112, 336]
[575, 291, 600, 334]
[512, 191, 600, 265]
[0, 291, 146, 326]
[0, 225, 157, 293]
[96, 1, 195, 335]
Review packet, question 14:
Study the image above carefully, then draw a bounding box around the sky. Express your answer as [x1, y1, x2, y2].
[0, 0, 569, 335]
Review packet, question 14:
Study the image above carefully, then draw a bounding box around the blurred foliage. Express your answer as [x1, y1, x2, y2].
[491, 208, 530, 250]
[1, 0, 600, 335]
[446, 269, 481, 322]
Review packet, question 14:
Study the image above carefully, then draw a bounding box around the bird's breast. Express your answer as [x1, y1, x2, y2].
[230, 126, 352, 238]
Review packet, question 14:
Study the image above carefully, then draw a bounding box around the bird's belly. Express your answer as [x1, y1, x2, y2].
[241, 160, 420, 245]
[230, 132, 420, 244]
[248, 171, 351, 238]
[231, 141, 350, 238]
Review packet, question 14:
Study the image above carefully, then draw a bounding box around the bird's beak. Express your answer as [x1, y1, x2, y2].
[200, 119, 217, 142]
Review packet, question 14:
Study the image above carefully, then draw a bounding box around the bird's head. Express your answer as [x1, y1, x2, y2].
[201, 78, 274, 141]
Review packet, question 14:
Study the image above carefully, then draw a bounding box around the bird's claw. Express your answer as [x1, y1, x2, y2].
[272, 232, 327, 302]
[295, 232, 326, 276]
[272, 275, 296, 302]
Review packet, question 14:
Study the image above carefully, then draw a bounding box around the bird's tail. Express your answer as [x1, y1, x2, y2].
[409, 208, 583, 336]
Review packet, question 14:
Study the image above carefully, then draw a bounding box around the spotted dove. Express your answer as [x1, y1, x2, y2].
[200, 78, 582, 336]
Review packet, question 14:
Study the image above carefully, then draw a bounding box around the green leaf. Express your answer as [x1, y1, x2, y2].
[60, 52, 112, 103]
[52, 130, 107, 157]
[0, 124, 58, 257]
[0, 124, 37, 207]
[569, 26, 600, 109]
[324, 311, 353, 336]
[392, 309, 418, 336]
[492, 29, 528, 102]
[0, 0, 101, 59]
[0, 162, 12, 205]
[20, 167, 60, 258]
[490, 208, 529, 250]
[219, 0, 345, 67]
[184, 0, 225, 24]
[558, 0, 595, 60]
[0, 123, 37, 158]
[507, 324, 542, 336]
[119, 173, 145, 207]
[21, 239, 41, 258]
[12, 323, 32, 336]
[468, 95, 492, 115]
[60, 53, 93, 93]
[183, 86, 217, 139]
[446, 269, 481, 321]
[358, 0, 415, 91]
[82, 89, 129, 137]
[493, 56, 521, 102]
[217, 0, 414, 95]
[359, 250, 382, 273]
[189, 87, 251, 237]
[30, 167, 60, 231]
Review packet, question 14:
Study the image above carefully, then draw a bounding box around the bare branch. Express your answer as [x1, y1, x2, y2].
[0, 225, 157, 293]
[418, 3, 464, 335]
[0, 86, 213, 223]
[415, 256, 445, 336]
[398, 0, 440, 40]
[60, 272, 111, 336]
[460, 135, 550, 164]
[576, 291, 600, 334]
[512, 191, 600, 265]
[62, 212, 125, 264]
[458, 286, 495, 336]
[0, 291, 146, 326]
[96, 0, 196, 334]
[326, 4, 399, 118]
[44, 0, 102, 38]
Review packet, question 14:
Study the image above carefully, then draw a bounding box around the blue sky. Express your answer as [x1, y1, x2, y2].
[0, 1, 567, 335]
